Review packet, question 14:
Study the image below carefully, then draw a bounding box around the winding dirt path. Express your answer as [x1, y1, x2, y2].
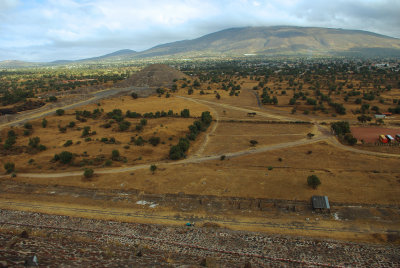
[178, 96, 220, 157]
[1, 94, 398, 181]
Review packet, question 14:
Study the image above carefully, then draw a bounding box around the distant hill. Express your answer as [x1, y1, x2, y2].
[136, 26, 400, 58]
[77, 49, 137, 62]
[0, 60, 42, 68]
[2, 26, 400, 67]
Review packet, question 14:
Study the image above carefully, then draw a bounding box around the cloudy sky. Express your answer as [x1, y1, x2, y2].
[1, 0, 399, 62]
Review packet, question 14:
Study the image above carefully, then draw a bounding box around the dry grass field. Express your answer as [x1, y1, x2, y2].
[202, 122, 311, 155]
[8, 140, 399, 205]
[1, 64, 400, 245]
[0, 95, 211, 172]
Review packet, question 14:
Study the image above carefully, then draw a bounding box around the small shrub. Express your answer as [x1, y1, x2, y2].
[83, 168, 94, 178]
[131, 92, 138, 99]
[150, 164, 157, 174]
[63, 140, 73, 147]
[250, 140, 258, 146]
[220, 155, 226, 161]
[68, 121, 76, 128]
[4, 162, 15, 174]
[119, 120, 131, 131]
[180, 109, 190, 118]
[148, 136, 160, 146]
[81, 126, 91, 137]
[134, 136, 145, 146]
[135, 124, 143, 131]
[58, 126, 67, 133]
[56, 109, 65, 116]
[111, 149, 120, 161]
[24, 122, 33, 129]
[104, 159, 112, 166]
[140, 118, 147, 126]
[38, 144, 46, 151]
[58, 151, 73, 164]
[42, 118, 48, 128]
[28, 137, 40, 148]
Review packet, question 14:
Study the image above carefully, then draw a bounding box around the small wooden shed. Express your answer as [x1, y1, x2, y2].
[311, 196, 330, 212]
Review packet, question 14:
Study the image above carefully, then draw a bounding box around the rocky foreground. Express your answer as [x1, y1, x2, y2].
[0, 209, 399, 267]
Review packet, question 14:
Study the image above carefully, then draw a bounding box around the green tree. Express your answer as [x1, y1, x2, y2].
[4, 162, 15, 174]
[56, 109, 65, 116]
[81, 126, 91, 137]
[28, 137, 40, 148]
[140, 118, 147, 126]
[177, 138, 190, 152]
[111, 149, 120, 161]
[201, 111, 212, 126]
[180, 109, 190, 118]
[134, 136, 145, 146]
[4, 136, 16, 150]
[357, 115, 372, 123]
[63, 140, 73, 147]
[83, 168, 94, 178]
[119, 120, 131, 131]
[307, 175, 321, 189]
[148, 136, 160, 146]
[150, 164, 157, 174]
[24, 122, 32, 129]
[250, 140, 258, 146]
[331, 121, 350, 136]
[58, 151, 73, 164]
[42, 118, 48, 128]
[169, 145, 185, 160]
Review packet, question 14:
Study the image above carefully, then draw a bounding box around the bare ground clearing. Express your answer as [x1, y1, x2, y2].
[351, 126, 400, 143]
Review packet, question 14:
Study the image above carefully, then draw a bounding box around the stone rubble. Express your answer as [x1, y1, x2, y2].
[0, 209, 399, 267]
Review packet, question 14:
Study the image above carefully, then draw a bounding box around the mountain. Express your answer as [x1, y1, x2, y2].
[77, 49, 137, 62]
[2, 26, 400, 67]
[0, 60, 42, 68]
[136, 26, 400, 58]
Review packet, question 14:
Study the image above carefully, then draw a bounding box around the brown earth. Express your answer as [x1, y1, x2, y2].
[351, 126, 400, 143]
[1, 72, 400, 247]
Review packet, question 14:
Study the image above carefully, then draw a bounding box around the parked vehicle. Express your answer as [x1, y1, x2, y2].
[379, 135, 388, 143]
[386, 135, 395, 143]
[396, 134, 400, 142]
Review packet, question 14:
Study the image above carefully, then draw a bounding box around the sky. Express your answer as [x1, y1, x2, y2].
[0, 0, 399, 62]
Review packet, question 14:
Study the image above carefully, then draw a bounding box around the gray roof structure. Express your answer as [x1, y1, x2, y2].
[311, 196, 330, 210]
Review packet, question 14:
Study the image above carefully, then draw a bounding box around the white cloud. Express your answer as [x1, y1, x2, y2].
[0, 0, 399, 61]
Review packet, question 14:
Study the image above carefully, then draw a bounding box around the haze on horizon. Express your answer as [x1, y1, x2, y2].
[1, 0, 399, 62]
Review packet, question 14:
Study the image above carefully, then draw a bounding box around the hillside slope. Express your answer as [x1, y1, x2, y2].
[136, 26, 400, 58]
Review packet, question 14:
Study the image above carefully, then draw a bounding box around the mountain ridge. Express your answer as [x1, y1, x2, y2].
[1, 26, 400, 67]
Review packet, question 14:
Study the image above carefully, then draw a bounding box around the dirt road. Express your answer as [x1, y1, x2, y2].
[0, 86, 149, 128]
